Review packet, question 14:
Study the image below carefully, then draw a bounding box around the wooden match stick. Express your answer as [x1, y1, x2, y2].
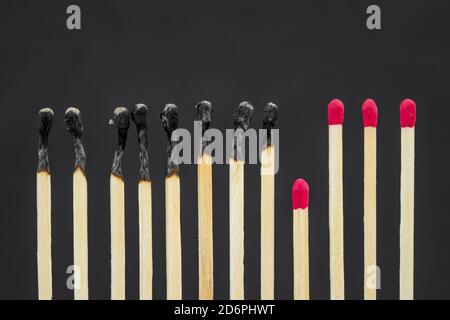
[328, 99, 345, 300]
[362, 99, 378, 300]
[161, 104, 182, 300]
[109, 107, 130, 300]
[292, 179, 310, 300]
[196, 101, 214, 300]
[37, 108, 54, 300]
[230, 102, 254, 300]
[260, 102, 278, 300]
[399, 98, 416, 300]
[131, 104, 153, 300]
[64, 108, 89, 300]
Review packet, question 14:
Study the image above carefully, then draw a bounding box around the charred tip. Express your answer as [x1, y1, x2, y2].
[233, 101, 254, 131]
[110, 107, 130, 135]
[131, 103, 149, 131]
[263, 102, 279, 130]
[64, 107, 83, 138]
[38, 108, 54, 137]
[161, 103, 179, 139]
[195, 100, 212, 132]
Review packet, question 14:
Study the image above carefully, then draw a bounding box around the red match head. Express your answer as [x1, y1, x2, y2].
[292, 179, 309, 210]
[362, 99, 378, 127]
[400, 99, 416, 128]
[328, 99, 344, 125]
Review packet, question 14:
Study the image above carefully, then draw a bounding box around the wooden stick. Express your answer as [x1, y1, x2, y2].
[399, 99, 416, 300]
[196, 101, 214, 300]
[362, 100, 378, 300]
[65, 107, 89, 300]
[292, 179, 310, 300]
[260, 102, 278, 300]
[328, 99, 345, 300]
[37, 108, 54, 300]
[161, 104, 182, 300]
[131, 104, 153, 300]
[229, 102, 253, 300]
[109, 107, 130, 300]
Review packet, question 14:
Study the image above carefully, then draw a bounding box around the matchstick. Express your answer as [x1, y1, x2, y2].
[292, 179, 310, 300]
[196, 101, 214, 300]
[260, 102, 278, 300]
[131, 104, 153, 300]
[161, 104, 182, 300]
[362, 99, 378, 300]
[399, 98, 416, 300]
[109, 107, 130, 300]
[37, 108, 54, 300]
[64, 107, 89, 300]
[229, 102, 254, 300]
[328, 99, 345, 300]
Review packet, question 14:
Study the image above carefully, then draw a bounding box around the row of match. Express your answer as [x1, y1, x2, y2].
[36, 98, 416, 300]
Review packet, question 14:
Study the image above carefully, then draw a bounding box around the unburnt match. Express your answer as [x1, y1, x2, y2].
[362, 99, 378, 300]
[196, 101, 214, 300]
[131, 104, 153, 300]
[161, 104, 182, 300]
[229, 101, 254, 300]
[328, 99, 345, 300]
[37, 108, 54, 300]
[109, 107, 130, 300]
[64, 107, 89, 300]
[292, 179, 310, 300]
[260, 102, 278, 300]
[399, 98, 416, 300]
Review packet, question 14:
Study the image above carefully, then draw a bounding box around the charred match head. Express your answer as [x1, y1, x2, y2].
[262, 102, 279, 146]
[233, 101, 254, 131]
[109, 107, 130, 178]
[65, 107, 86, 173]
[161, 104, 179, 176]
[131, 103, 150, 181]
[196, 100, 213, 153]
[37, 108, 54, 173]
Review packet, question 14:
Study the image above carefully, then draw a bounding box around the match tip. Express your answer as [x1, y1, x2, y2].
[233, 101, 254, 130]
[292, 179, 309, 210]
[109, 107, 130, 132]
[328, 99, 344, 125]
[400, 99, 416, 128]
[131, 103, 149, 130]
[64, 107, 83, 137]
[161, 103, 179, 136]
[196, 100, 212, 129]
[362, 99, 378, 127]
[263, 102, 279, 129]
[37, 108, 54, 134]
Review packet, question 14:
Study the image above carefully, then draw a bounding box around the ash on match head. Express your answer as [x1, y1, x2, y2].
[328, 99, 344, 125]
[65, 107, 86, 173]
[131, 103, 150, 181]
[400, 99, 416, 128]
[196, 100, 213, 153]
[263, 102, 279, 146]
[37, 108, 54, 173]
[362, 99, 378, 128]
[233, 101, 254, 131]
[109, 107, 130, 178]
[292, 178, 309, 210]
[161, 104, 179, 176]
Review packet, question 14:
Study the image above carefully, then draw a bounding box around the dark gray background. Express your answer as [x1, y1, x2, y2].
[0, 0, 448, 300]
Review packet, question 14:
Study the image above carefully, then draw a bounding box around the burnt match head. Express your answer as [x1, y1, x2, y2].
[37, 108, 54, 172]
[161, 103, 179, 139]
[109, 107, 130, 178]
[64, 107, 83, 138]
[263, 102, 279, 130]
[233, 101, 254, 131]
[131, 103, 149, 131]
[131, 103, 150, 181]
[196, 100, 212, 132]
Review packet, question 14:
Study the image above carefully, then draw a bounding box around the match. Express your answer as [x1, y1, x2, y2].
[36, 108, 54, 300]
[109, 107, 130, 300]
[399, 98, 416, 300]
[328, 98, 345, 300]
[260, 102, 278, 300]
[161, 104, 182, 300]
[196, 101, 214, 300]
[362, 99, 378, 300]
[64, 107, 89, 300]
[229, 101, 254, 300]
[292, 178, 310, 300]
[131, 104, 153, 300]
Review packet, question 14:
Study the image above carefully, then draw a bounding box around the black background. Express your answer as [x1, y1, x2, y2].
[0, 0, 449, 300]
